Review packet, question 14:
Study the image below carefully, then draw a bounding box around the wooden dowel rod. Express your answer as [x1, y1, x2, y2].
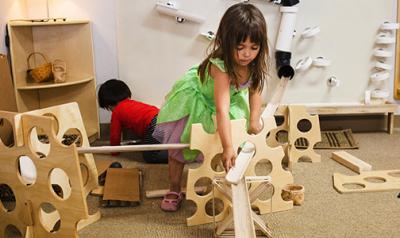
[77, 143, 190, 154]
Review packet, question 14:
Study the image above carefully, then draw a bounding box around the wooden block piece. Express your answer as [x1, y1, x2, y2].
[103, 168, 140, 202]
[331, 151, 372, 173]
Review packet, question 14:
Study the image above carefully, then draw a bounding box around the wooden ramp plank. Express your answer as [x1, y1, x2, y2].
[331, 151, 372, 173]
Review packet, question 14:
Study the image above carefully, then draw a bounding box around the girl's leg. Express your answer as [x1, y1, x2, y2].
[166, 156, 184, 198]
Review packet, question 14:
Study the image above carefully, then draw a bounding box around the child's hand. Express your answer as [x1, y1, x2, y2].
[222, 147, 236, 171]
[248, 119, 262, 135]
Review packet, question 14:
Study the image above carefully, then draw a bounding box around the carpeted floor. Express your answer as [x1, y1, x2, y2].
[79, 128, 400, 238]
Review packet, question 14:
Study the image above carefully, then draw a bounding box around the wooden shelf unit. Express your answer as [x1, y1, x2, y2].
[8, 20, 99, 138]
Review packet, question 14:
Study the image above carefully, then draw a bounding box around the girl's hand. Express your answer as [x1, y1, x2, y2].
[222, 147, 236, 172]
[248, 119, 262, 135]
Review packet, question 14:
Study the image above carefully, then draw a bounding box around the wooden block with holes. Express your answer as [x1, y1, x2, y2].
[186, 118, 293, 226]
[331, 151, 372, 173]
[333, 170, 400, 193]
[0, 103, 101, 237]
[287, 105, 321, 167]
[0, 113, 90, 237]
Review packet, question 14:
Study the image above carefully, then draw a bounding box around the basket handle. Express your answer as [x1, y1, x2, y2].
[27, 52, 49, 69]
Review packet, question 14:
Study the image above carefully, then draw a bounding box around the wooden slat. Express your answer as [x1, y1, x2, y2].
[331, 151, 372, 173]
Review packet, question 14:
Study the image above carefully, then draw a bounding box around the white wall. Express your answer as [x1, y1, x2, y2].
[116, 0, 399, 113]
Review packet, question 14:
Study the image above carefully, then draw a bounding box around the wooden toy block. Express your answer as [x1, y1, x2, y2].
[288, 105, 321, 167]
[0, 103, 101, 237]
[186, 117, 293, 226]
[0, 113, 89, 237]
[331, 151, 372, 173]
[333, 170, 400, 193]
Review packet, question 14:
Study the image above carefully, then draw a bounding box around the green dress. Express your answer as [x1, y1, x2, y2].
[156, 58, 250, 162]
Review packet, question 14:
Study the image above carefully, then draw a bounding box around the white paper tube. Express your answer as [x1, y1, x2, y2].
[275, 6, 298, 51]
[381, 22, 400, 30]
[295, 56, 312, 72]
[375, 61, 393, 71]
[370, 71, 390, 82]
[313, 56, 331, 67]
[373, 48, 393, 58]
[301, 26, 320, 38]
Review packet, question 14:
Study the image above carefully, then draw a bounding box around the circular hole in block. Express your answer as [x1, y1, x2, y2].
[17, 155, 37, 185]
[62, 128, 83, 147]
[205, 197, 224, 216]
[185, 199, 198, 217]
[255, 159, 273, 176]
[49, 168, 72, 200]
[194, 177, 213, 196]
[298, 156, 312, 163]
[275, 130, 288, 144]
[342, 183, 366, 190]
[275, 115, 285, 126]
[297, 119, 312, 132]
[29, 127, 51, 158]
[0, 118, 14, 148]
[42, 113, 60, 135]
[294, 137, 309, 150]
[4, 224, 23, 238]
[80, 163, 89, 186]
[39, 203, 61, 233]
[364, 177, 386, 183]
[0, 184, 16, 212]
[210, 153, 224, 173]
[388, 171, 400, 178]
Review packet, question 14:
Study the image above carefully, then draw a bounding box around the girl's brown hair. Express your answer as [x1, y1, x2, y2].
[198, 3, 269, 91]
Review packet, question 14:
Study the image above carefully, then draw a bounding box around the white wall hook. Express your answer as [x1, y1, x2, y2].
[375, 61, 393, 71]
[373, 48, 393, 58]
[155, 2, 205, 23]
[380, 22, 400, 30]
[376, 33, 395, 44]
[313, 56, 331, 67]
[301, 26, 320, 38]
[201, 31, 215, 40]
[327, 76, 340, 87]
[370, 71, 390, 82]
[295, 56, 312, 72]
[371, 89, 389, 99]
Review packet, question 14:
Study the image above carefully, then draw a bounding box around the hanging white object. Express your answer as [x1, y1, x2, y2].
[200, 31, 215, 40]
[371, 89, 389, 99]
[327, 76, 340, 87]
[370, 71, 390, 82]
[380, 22, 400, 30]
[313, 56, 331, 67]
[375, 61, 393, 71]
[376, 33, 395, 44]
[275, 6, 298, 51]
[155, 2, 205, 23]
[373, 48, 393, 58]
[301, 26, 320, 38]
[295, 56, 312, 72]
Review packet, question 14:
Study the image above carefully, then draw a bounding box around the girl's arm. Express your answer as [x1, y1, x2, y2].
[248, 87, 263, 134]
[211, 64, 236, 171]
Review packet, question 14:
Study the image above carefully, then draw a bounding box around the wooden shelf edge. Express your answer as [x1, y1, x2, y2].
[274, 103, 398, 116]
[8, 19, 89, 27]
[17, 77, 94, 90]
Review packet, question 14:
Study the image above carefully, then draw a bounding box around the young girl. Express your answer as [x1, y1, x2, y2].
[153, 2, 269, 211]
[98, 79, 168, 163]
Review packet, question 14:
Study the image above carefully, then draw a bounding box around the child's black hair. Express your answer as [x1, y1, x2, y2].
[98, 79, 132, 109]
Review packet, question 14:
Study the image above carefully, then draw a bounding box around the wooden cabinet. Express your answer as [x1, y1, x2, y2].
[7, 20, 99, 139]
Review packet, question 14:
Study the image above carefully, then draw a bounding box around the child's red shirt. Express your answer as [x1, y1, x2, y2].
[110, 98, 159, 146]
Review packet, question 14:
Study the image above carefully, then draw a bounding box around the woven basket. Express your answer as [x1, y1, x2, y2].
[27, 52, 53, 83]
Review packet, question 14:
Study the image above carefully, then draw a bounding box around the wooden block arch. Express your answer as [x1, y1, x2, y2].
[186, 117, 294, 226]
[0, 113, 89, 237]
